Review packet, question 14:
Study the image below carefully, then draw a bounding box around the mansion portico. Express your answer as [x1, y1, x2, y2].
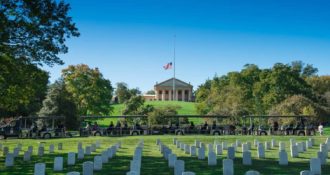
[154, 78, 193, 102]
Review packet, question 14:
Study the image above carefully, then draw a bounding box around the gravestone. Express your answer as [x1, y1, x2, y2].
[91, 144, 96, 152]
[173, 138, 177, 145]
[257, 144, 265, 158]
[180, 143, 185, 150]
[176, 141, 181, 149]
[309, 138, 315, 146]
[67, 172, 80, 175]
[130, 160, 140, 175]
[198, 147, 205, 160]
[182, 172, 195, 175]
[78, 142, 83, 150]
[290, 138, 296, 147]
[254, 139, 258, 147]
[242, 143, 249, 152]
[3, 146, 9, 156]
[184, 144, 190, 154]
[85, 146, 91, 155]
[271, 139, 276, 148]
[78, 148, 84, 159]
[34, 163, 45, 175]
[13, 147, 19, 157]
[296, 142, 304, 153]
[102, 151, 108, 163]
[126, 172, 137, 175]
[227, 147, 235, 159]
[24, 151, 31, 161]
[242, 151, 252, 165]
[279, 150, 288, 166]
[28, 146, 33, 154]
[208, 152, 217, 166]
[245, 170, 260, 175]
[200, 142, 205, 149]
[216, 144, 223, 155]
[320, 143, 328, 158]
[38, 143, 45, 148]
[82, 161, 94, 175]
[195, 140, 200, 148]
[68, 152, 76, 165]
[5, 153, 14, 167]
[246, 142, 252, 150]
[290, 145, 298, 158]
[223, 159, 234, 175]
[58, 143, 63, 150]
[302, 142, 307, 152]
[208, 144, 214, 153]
[231, 143, 236, 152]
[300, 170, 311, 175]
[54, 157, 63, 171]
[174, 160, 184, 175]
[317, 151, 326, 165]
[265, 141, 271, 150]
[94, 156, 103, 171]
[279, 142, 285, 151]
[49, 144, 55, 153]
[190, 146, 196, 156]
[236, 140, 242, 147]
[156, 139, 160, 145]
[310, 158, 321, 175]
[95, 141, 101, 149]
[38, 147, 44, 157]
[306, 140, 312, 149]
[168, 154, 177, 168]
[107, 148, 113, 159]
[222, 141, 228, 150]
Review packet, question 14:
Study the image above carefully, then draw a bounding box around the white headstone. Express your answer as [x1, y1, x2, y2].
[242, 143, 249, 153]
[173, 138, 177, 145]
[310, 158, 321, 175]
[49, 144, 55, 153]
[54, 157, 63, 171]
[180, 143, 185, 150]
[184, 144, 190, 154]
[195, 140, 200, 148]
[300, 170, 311, 175]
[34, 163, 46, 175]
[91, 144, 96, 152]
[317, 151, 326, 165]
[13, 147, 20, 157]
[279, 142, 285, 151]
[198, 147, 205, 160]
[83, 161, 94, 175]
[95, 141, 101, 149]
[190, 146, 196, 156]
[290, 145, 298, 158]
[176, 141, 181, 149]
[279, 150, 288, 166]
[102, 151, 108, 163]
[67, 172, 80, 175]
[174, 160, 184, 175]
[236, 140, 241, 147]
[271, 139, 276, 148]
[208, 144, 214, 153]
[107, 148, 113, 159]
[208, 152, 217, 166]
[58, 143, 63, 150]
[308, 138, 314, 146]
[28, 146, 33, 154]
[254, 139, 258, 147]
[245, 170, 260, 175]
[216, 144, 223, 155]
[38, 147, 44, 157]
[265, 141, 271, 150]
[156, 139, 160, 145]
[78, 142, 83, 150]
[223, 159, 234, 175]
[168, 154, 177, 168]
[242, 151, 252, 165]
[222, 141, 228, 150]
[5, 153, 14, 167]
[246, 142, 252, 150]
[78, 148, 84, 159]
[257, 143, 265, 158]
[94, 156, 103, 171]
[306, 140, 312, 149]
[296, 143, 304, 153]
[23, 151, 31, 161]
[85, 146, 91, 155]
[227, 147, 235, 159]
[68, 152, 76, 165]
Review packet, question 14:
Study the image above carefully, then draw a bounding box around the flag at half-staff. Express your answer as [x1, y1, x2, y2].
[163, 62, 173, 70]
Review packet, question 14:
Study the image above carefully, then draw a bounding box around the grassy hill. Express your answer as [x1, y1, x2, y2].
[94, 101, 198, 127]
[112, 101, 197, 115]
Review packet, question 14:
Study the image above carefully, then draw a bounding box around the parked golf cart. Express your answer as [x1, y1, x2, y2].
[0, 117, 22, 139]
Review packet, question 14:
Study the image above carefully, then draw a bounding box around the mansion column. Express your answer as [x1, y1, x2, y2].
[162, 90, 165, 101]
[176, 90, 178, 101]
[182, 89, 185, 102]
[169, 90, 172, 101]
[188, 90, 191, 102]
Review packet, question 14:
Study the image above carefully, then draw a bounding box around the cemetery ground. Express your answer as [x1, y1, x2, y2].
[0, 135, 329, 175]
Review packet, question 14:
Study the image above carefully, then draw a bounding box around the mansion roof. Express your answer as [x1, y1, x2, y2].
[154, 78, 193, 88]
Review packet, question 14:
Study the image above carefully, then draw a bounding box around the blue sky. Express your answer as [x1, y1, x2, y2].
[46, 0, 330, 92]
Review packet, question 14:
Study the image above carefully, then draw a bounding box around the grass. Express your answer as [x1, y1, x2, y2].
[0, 134, 329, 175]
[95, 101, 199, 127]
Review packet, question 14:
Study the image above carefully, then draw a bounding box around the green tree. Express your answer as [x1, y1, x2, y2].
[0, 56, 48, 117]
[115, 82, 131, 103]
[146, 90, 155, 95]
[61, 64, 113, 115]
[122, 96, 145, 115]
[0, 0, 79, 66]
[38, 80, 78, 129]
[148, 105, 180, 125]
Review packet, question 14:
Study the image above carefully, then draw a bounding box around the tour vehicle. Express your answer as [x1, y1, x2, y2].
[243, 115, 316, 136]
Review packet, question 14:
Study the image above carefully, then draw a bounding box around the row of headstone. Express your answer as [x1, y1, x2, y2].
[127, 140, 144, 175]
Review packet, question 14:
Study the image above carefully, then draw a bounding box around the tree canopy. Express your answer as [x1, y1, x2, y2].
[0, 0, 79, 66]
[62, 64, 113, 116]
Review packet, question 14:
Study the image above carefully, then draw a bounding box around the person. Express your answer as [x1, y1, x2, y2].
[115, 121, 121, 129]
[248, 123, 254, 135]
[273, 121, 279, 132]
[189, 121, 195, 130]
[107, 121, 114, 134]
[202, 121, 208, 130]
[318, 123, 324, 136]
[212, 121, 217, 130]
[92, 122, 99, 131]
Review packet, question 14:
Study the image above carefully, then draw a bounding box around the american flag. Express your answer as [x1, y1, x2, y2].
[163, 62, 172, 70]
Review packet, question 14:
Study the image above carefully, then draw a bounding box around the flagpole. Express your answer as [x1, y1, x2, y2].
[173, 35, 176, 101]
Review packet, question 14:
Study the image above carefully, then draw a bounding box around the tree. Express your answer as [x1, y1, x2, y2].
[122, 96, 145, 115]
[61, 64, 113, 115]
[0, 55, 49, 117]
[146, 90, 155, 95]
[115, 82, 131, 103]
[38, 80, 78, 129]
[148, 105, 180, 125]
[0, 0, 79, 66]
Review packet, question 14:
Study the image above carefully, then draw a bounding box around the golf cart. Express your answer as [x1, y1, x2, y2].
[0, 117, 23, 139]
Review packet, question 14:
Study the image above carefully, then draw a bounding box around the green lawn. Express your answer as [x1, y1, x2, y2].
[0, 135, 329, 175]
[95, 101, 199, 127]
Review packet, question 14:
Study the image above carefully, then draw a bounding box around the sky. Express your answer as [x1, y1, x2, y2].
[46, 0, 330, 92]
